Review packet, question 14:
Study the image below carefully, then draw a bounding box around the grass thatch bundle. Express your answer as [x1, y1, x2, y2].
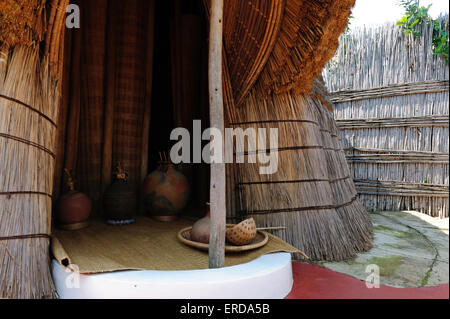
[0, 0, 46, 51]
[220, 0, 371, 260]
[0, 46, 59, 298]
[227, 78, 373, 261]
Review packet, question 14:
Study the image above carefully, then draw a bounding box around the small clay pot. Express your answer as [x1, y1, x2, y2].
[56, 190, 91, 230]
[56, 168, 91, 230]
[190, 203, 211, 244]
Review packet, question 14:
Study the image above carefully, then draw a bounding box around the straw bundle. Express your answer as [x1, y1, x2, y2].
[0, 0, 46, 50]
[227, 78, 372, 261]
[0, 46, 59, 298]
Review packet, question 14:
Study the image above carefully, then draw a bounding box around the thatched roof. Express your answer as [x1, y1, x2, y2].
[0, 0, 46, 50]
[222, 0, 355, 106]
[0, 0, 67, 78]
[2, 0, 354, 101]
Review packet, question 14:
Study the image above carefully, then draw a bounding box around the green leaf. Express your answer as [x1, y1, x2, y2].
[398, 16, 408, 23]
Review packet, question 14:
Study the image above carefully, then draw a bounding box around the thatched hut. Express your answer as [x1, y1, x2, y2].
[1, 0, 372, 298]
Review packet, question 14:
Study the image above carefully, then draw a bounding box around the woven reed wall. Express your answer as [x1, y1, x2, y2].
[54, 0, 154, 214]
[323, 18, 449, 218]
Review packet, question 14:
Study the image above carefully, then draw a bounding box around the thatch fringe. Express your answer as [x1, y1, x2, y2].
[0, 46, 59, 298]
[226, 78, 372, 261]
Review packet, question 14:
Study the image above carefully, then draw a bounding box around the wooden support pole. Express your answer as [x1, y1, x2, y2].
[208, 0, 226, 269]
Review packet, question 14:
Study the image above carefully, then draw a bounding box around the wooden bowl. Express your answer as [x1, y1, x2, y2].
[177, 224, 268, 253]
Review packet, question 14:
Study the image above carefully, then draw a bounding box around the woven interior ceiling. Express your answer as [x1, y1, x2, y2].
[254, 0, 355, 96]
[222, 0, 284, 107]
[221, 0, 354, 104]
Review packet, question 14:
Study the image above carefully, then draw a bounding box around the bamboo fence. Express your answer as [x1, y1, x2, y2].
[323, 17, 449, 218]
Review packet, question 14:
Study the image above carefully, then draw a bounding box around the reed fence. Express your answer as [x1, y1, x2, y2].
[323, 17, 449, 218]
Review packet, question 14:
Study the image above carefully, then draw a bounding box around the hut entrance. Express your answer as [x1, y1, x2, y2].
[56, 0, 210, 219]
[148, 0, 210, 216]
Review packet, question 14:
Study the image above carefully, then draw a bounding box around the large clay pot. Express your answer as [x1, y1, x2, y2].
[56, 169, 91, 230]
[142, 162, 190, 221]
[103, 163, 137, 225]
[190, 203, 210, 244]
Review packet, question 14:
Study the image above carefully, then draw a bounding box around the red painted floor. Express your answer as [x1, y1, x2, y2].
[286, 262, 449, 299]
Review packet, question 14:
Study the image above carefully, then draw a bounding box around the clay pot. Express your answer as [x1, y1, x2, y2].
[190, 204, 210, 244]
[103, 163, 136, 224]
[56, 190, 91, 230]
[103, 180, 137, 222]
[143, 162, 190, 221]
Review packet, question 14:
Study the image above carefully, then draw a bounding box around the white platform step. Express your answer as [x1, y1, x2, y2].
[52, 252, 293, 299]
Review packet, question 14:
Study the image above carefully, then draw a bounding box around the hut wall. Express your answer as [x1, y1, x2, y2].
[54, 0, 155, 214]
[55, 0, 211, 215]
[323, 18, 449, 218]
[219, 0, 371, 261]
[225, 78, 373, 261]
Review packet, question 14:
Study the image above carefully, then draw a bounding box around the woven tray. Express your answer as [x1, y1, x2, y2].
[177, 225, 269, 253]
